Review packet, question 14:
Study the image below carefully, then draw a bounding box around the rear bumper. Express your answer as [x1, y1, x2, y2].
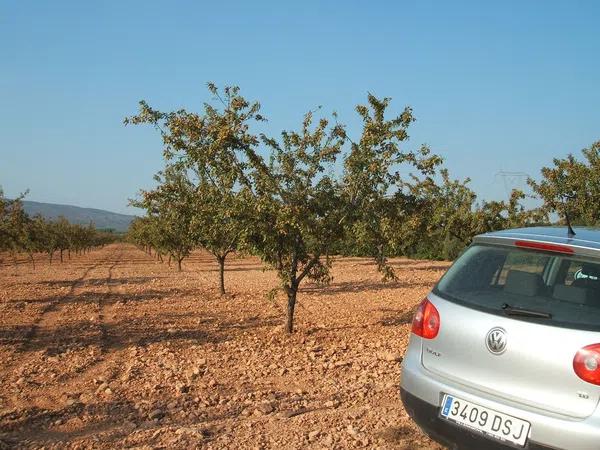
[400, 336, 600, 450]
[401, 388, 554, 450]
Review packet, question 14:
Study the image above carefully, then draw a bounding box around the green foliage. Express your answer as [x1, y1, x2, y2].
[249, 109, 346, 332]
[131, 165, 197, 271]
[0, 188, 115, 267]
[528, 141, 600, 226]
[125, 84, 264, 292]
[0, 189, 29, 259]
[342, 94, 442, 279]
[126, 84, 555, 333]
[403, 172, 547, 260]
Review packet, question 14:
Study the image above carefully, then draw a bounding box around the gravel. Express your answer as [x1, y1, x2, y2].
[0, 244, 448, 449]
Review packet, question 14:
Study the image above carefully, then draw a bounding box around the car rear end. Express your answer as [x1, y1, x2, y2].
[400, 228, 600, 450]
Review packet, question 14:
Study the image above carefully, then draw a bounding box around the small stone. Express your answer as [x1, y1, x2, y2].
[255, 402, 274, 415]
[334, 360, 351, 368]
[104, 388, 113, 395]
[167, 400, 178, 410]
[280, 408, 308, 418]
[377, 351, 403, 363]
[148, 409, 164, 420]
[308, 430, 320, 441]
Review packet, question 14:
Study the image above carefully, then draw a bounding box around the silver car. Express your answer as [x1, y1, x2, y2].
[401, 227, 600, 450]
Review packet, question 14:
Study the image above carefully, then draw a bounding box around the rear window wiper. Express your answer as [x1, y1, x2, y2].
[501, 303, 552, 319]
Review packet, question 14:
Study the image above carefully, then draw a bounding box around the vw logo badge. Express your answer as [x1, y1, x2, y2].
[486, 327, 507, 355]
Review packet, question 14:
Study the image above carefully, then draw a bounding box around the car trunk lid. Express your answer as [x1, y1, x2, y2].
[424, 241, 600, 419]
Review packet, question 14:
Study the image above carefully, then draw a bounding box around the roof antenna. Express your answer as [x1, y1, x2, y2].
[562, 193, 576, 238]
[565, 209, 576, 238]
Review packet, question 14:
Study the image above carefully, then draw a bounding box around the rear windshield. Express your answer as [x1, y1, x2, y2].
[434, 244, 600, 330]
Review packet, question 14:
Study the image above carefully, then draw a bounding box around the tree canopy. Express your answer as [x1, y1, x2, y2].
[529, 141, 600, 226]
[125, 84, 560, 333]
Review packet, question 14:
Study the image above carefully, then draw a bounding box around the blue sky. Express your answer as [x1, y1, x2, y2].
[1, 1, 599, 214]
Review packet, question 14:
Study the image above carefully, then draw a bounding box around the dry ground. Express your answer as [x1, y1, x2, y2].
[0, 243, 450, 449]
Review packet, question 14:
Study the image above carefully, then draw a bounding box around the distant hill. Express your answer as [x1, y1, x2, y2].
[22, 200, 136, 232]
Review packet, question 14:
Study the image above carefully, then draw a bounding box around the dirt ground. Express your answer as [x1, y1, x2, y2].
[0, 243, 450, 449]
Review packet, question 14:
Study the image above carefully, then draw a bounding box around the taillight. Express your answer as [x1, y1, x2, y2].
[411, 298, 440, 339]
[573, 344, 600, 385]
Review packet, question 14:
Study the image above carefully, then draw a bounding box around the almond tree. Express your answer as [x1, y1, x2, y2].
[125, 84, 263, 293]
[403, 170, 547, 260]
[248, 96, 435, 331]
[54, 217, 72, 263]
[132, 165, 197, 271]
[0, 189, 30, 267]
[528, 141, 600, 226]
[249, 110, 346, 333]
[342, 94, 442, 280]
[191, 180, 253, 295]
[128, 217, 157, 255]
[1, 188, 113, 268]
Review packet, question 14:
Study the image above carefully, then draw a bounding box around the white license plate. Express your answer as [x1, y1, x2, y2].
[440, 394, 531, 447]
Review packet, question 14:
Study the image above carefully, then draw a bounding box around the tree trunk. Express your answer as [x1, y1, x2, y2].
[177, 258, 182, 272]
[29, 253, 35, 269]
[376, 243, 385, 268]
[68, 249, 71, 259]
[60, 249, 64, 263]
[217, 255, 226, 295]
[168, 254, 172, 267]
[285, 287, 298, 333]
[49, 252, 53, 264]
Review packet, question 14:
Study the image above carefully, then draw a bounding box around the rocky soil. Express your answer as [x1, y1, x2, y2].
[0, 243, 450, 449]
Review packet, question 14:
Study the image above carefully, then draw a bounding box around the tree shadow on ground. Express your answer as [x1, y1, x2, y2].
[0, 395, 223, 448]
[376, 425, 418, 443]
[378, 305, 419, 326]
[0, 313, 225, 355]
[301, 280, 435, 297]
[193, 266, 264, 273]
[217, 314, 281, 331]
[35, 277, 162, 288]
[6, 287, 194, 306]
